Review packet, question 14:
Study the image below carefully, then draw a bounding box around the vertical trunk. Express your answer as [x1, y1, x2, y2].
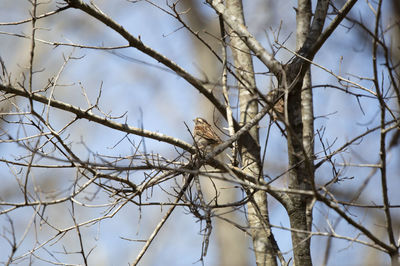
[285, 74, 313, 266]
[225, 1, 277, 265]
[284, 0, 314, 265]
[181, 2, 249, 264]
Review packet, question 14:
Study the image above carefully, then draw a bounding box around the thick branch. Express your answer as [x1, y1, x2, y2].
[206, 0, 283, 76]
[306, 0, 358, 59]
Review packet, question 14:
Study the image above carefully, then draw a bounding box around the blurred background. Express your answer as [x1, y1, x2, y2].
[0, 0, 399, 265]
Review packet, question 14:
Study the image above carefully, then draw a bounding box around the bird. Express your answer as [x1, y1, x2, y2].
[266, 89, 284, 122]
[193, 117, 222, 150]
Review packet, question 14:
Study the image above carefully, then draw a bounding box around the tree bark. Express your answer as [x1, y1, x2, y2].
[282, 0, 316, 265]
[226, 1, 278, 265]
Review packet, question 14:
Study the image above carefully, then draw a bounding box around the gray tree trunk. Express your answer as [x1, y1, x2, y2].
[226, 1, 278, 265]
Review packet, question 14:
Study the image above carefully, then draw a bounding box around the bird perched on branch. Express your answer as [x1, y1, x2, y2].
[193, 117, 222, 150]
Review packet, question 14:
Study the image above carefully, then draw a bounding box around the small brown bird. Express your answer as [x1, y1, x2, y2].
[266, 89, 284, 122]
[193, 117, 222, 150]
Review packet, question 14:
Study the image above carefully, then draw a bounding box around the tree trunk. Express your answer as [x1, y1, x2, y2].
[226, 0, 278, 265]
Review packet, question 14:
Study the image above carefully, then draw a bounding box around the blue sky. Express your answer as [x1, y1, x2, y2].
[0, 1, 399, 265]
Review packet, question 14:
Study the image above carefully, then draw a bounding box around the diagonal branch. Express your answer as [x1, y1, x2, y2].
[63, 0, 226, 120]
[306, 0, 358, 59]
[0, 84, 194, 152]
[205, 0, 283, 76]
